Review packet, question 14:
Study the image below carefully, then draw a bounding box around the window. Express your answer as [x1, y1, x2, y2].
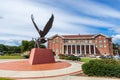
[95, 40, 97, 43]
[80, 40, 82, 43]
[68, 40, 71, 43]
[98, 40, 102, 43]
[85, 40, 88, 43]
[99, 44, 102, 48]
[104, 40, 106, 43]
[89, 40, 92, 43]
[55, 39, 59, 43]
[72, 40, 75, 43]
[81, 40, 84, 43]
[99, 36, 101, 38]
[104, 45, 107, 48]
[64, 39, 68, 43]
[76, 40, 79, 43]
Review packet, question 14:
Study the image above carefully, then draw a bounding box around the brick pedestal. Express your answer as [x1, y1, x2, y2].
[29, 48, 55, 65]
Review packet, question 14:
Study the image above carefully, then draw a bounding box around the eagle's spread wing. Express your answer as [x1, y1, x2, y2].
[31, 14, 42, 37]
[41, 14, 54, 37]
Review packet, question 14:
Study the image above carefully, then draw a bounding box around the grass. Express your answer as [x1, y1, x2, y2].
[0, 77, 15, 80]
[0, 56, 24, 59]
[80, 57, 96, 63]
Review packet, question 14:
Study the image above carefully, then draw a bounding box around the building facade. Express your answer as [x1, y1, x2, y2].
[48, 34, 113, 57]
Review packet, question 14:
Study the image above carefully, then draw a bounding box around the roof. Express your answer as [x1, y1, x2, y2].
[92, 33, 110, 38]
[62, 35, 94, 39]
[48, 33, 111, 40]
[47, 34, 63, 39]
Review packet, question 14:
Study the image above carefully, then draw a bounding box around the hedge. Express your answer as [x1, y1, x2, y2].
[82, 59, 120, 77]
[58, 54, 81, 61]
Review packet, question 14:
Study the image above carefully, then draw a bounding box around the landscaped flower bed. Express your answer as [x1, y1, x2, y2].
[82, 59, 120, 78]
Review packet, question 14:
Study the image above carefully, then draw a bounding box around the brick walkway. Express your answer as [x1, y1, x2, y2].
[0, 59, 120, 80]
[0, 59, 82, 78]
[0, 60, 71, 71]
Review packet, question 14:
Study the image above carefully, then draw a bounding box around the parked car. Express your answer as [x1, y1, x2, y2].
[113, 55, 120, 60]
[99, 55, 113, 59]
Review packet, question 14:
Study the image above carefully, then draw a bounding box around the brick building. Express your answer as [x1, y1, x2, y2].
[48, 33, 113, 57]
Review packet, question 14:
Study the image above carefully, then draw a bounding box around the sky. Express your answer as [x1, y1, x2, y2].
[0, 0, 120, 46]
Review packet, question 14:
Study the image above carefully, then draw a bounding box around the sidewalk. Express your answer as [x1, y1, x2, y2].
[17, 75, 120, 80]
[0, 59, 82, 78]
[0, 59, 120, 80]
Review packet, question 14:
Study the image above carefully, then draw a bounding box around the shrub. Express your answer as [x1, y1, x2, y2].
[3, 53, 21, 56]
[67, 55, 81, 61]
[82, 59, 120, 77]
[58, 54, 81, 61]
[102, 59, 120, 65]
[23, 55, 29, 58]
[58, 54, 67, 59]
[22, 51, 30, 59]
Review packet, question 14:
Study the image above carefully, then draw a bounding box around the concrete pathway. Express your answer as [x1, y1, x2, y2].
[0, 59, 120, 80]
[17, 76, 120, 80]
[0, 59, 82, 78]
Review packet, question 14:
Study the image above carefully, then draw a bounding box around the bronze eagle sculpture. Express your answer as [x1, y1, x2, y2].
[31, 14, 54, 48]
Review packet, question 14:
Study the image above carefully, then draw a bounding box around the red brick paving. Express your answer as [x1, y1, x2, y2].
[0, 60, 71, 71]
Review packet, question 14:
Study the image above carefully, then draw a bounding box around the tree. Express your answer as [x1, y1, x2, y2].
[20, 40, 35, 52]
[0, 44, 7, 52]
[0, 44, 21, 54]
[28, 40, 35, 50]
[40, 44, 46, 48]
[21, 40, 29, 52]
[20, 40, 46, 53]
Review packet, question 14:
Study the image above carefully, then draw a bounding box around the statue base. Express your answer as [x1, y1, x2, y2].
[29, 48, 55, 65]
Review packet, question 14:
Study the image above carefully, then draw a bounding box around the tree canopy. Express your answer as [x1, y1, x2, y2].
[0, 44, 21, 54]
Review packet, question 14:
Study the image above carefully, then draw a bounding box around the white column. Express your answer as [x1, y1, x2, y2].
[84, 45, 86, 55]
[63, 45, 64, 54]
[80, 45, 82, 55]
[94, 45, 96, 55]
[67, 45, 69, 54]
[66, 45, 67, 54]
[62, 45, 64, 54]
[71, 45, 72, 54]
[89, 45, 91, 55]
[75, 45, 77, 55]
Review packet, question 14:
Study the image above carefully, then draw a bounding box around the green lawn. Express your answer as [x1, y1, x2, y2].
[80, 57, 96, 63]
[0, 77, 15, 80]
[0, 56, 24, 59]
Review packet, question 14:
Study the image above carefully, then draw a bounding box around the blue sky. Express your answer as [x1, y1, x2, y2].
[0, 0, 120, 45]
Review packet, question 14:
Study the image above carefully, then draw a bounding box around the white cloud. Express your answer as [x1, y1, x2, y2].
[60, 15, 116, 28]
[0, 0, 120, 44]
[112, 34, 120, 44]
[113, 27, 120, 34]
[0, 0, 54, 39]
[64, 0, 120, 19]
